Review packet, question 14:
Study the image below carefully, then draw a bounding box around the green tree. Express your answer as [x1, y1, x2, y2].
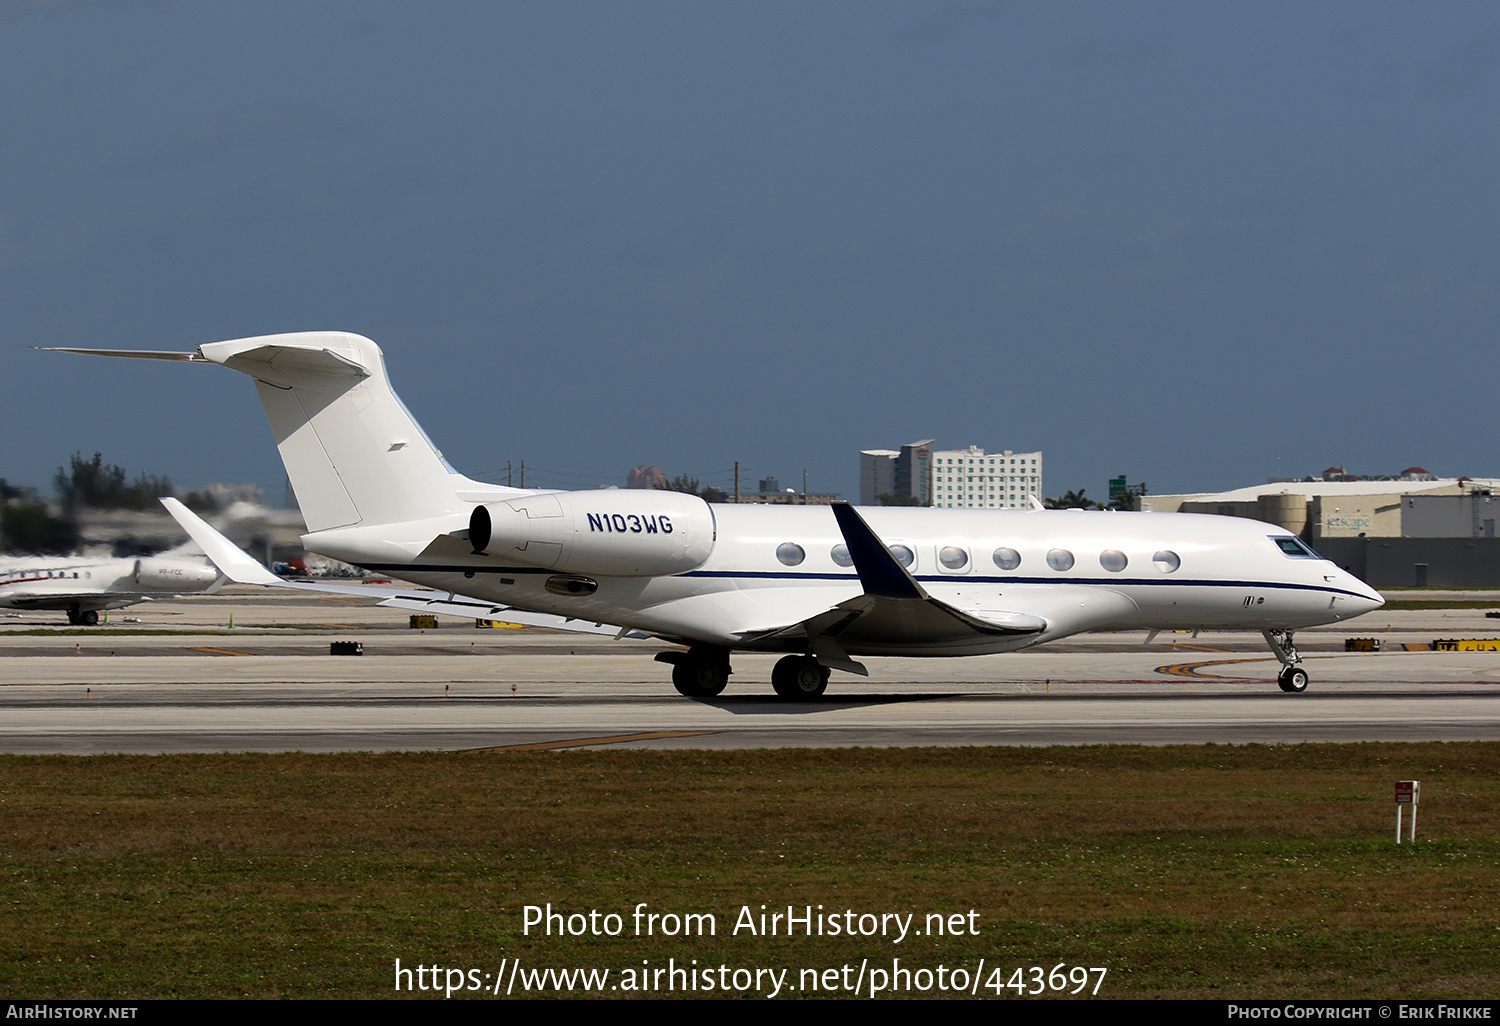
[182, 489, 221, 513]
[55, 452, 174, 511]
[1, 499, 78, 553]
[1044, 489, 1102, 510]
[655, 474, 725, 503]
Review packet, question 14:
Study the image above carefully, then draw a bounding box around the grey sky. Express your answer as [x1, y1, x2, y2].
[4, 2, 1497, 503]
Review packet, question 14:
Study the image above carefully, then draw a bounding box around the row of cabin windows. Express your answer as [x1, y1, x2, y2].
[774, 543, 1180, 574]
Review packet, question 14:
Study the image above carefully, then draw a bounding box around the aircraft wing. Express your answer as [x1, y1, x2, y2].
[0, 593, 143, 613]
[159, 498, 642, 638]
[734, 504, 1049, 674]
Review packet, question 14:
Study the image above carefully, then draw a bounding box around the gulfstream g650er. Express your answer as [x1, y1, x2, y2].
[51, 332, 1383, 699]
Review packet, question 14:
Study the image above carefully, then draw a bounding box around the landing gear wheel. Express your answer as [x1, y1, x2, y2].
[672, 660, 729, 697]
[771, 655, 830, 700]
[81, 610, 99, 626]
[1277, 666, 1309, 693]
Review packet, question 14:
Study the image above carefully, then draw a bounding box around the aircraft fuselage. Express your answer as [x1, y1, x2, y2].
[307, 502, 1382, 656]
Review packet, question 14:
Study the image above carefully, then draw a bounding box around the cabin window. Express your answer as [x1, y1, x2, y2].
[776, 543, 805, 567]
[1153, 550, 1181, 573]
[888, 544, 915, 568]
[1046, 548, 1074, 571]
[993, 547, 1021, 571]
[830, 544, 852, 567]
[938, 546, 969, 570]
[1100, 550, 1128, 572]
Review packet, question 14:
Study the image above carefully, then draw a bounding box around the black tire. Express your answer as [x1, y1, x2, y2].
[672, 660, 728, 697]
[1277, 666, 1308, 693]
[80, 610, 99, 627]
[771, 655, 829, 700]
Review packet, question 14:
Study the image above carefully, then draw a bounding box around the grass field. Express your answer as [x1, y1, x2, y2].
[2, 743, 1497, 999]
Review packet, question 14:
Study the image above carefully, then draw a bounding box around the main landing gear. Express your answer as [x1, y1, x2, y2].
[655, 646, 731, 697]
[66, 608, 99, 626]
[771, 655, 830, 700]
[656, 648, 835, 700]
[1263, 629, 1308, 693]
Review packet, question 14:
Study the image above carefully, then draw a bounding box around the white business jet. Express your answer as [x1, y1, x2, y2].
[49, 332, 1383, 697]
[0, 549, 222, 624]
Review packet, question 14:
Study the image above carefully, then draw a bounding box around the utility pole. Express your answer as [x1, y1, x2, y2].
[507, 460, 512, 488]
[802, 468, 808, 504]
[520, 460, 525, 489]
[734, 461, 740, 504]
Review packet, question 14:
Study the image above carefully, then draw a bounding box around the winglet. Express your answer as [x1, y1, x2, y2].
[160, 497, 284, 586]
[830, 502, 927, 600]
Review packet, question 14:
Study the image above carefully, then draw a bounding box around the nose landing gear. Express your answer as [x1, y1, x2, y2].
[1263, 629, 1308, 693]
[1276, 665, 1309, 693]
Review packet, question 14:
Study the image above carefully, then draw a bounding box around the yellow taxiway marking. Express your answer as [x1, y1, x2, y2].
[465, 731, 715, 752]
[1155, 656, 1278, 678]
[188, 647, 254, 657]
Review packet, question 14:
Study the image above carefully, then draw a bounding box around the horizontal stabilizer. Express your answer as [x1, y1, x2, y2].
[37, 347, 205, 362]
[56, 333, 511, 534]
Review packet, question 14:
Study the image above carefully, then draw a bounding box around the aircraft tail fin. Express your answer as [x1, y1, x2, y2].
[51, 333, 516, 533]
[198, 332, 484, 532]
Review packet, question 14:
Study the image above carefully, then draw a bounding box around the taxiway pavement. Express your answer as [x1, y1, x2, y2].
[2, 588, 1497, 753]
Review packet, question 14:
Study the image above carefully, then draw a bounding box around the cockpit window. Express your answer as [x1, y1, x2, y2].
[1271, 536, 1322, 559]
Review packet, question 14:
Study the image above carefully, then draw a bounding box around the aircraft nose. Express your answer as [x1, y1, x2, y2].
[1335, 571, 1384, 616]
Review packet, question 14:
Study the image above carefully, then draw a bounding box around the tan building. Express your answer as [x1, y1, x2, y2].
[1148, 478, 1500, 541]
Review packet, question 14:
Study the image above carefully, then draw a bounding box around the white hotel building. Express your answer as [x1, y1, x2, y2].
[930, 446, 1043, 509]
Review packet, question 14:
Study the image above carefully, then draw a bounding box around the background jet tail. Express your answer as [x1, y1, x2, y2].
[192, 332, 505, 532]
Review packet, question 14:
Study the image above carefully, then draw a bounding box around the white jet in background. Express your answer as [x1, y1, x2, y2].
[50, 332, 1384, 697]
[0, 546, 222, 625]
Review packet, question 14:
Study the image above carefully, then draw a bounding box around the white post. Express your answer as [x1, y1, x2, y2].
[1394, 780, 1420, 844]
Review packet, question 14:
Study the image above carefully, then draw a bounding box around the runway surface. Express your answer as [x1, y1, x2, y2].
[2, 588, 1499, 753]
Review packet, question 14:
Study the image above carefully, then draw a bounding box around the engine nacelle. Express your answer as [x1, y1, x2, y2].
[469, 490, 715, 576]
[134, 558, 220, 591]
